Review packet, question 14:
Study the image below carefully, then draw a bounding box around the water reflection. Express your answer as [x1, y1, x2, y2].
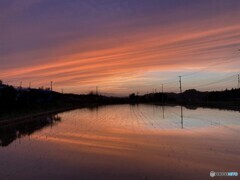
[181, 106, 183, 129]
[0, 114, 61, 147]
[0, 105, 239, 179]
[162, 105, 165, 119]
[162, 105, 184, 128]
[1, 105, 240, 148]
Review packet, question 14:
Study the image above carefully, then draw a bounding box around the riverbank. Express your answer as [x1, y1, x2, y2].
[0, 103, 101, 126]
[0, 107, 74, 126]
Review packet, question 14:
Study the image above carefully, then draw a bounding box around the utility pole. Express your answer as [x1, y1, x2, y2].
[179, 76, 182, 93]
[96, 86, 98, 95]
[50, 81, 53, 91]
[29, 82, 31, 89]
[61, 89, 63, 94]
[20, 81, 22, 88]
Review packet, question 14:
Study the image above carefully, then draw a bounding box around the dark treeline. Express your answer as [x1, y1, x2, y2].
[0, 83, 127, 120]
[129, 89, 240, 103]
[129, 89, 240, 109]
[0, 82, 240, 121]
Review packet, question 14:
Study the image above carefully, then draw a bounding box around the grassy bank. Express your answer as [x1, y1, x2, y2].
[0, 103, 101, 125]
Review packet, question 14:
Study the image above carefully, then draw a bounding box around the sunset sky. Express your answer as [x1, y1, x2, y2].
[1, 0, 240, 95]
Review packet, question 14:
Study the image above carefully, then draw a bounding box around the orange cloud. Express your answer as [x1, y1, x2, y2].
[1, 11, 240, 94]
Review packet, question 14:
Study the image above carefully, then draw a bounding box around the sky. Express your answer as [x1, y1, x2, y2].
[1, 0, 240, 96]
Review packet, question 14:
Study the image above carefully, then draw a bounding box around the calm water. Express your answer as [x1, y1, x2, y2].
[0, 104, 240, 179]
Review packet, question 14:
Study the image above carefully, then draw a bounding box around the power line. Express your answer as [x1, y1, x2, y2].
[158, 50, 240, 92]
[194, 74, 237, 88]
[164, 54, 239, 91]
[163, 73, 238, 93]
[162, 80, 179, 85]
[181, 50, 240, 78]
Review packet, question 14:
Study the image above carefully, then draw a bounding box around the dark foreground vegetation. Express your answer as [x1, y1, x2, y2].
[0, 82, 239, 122]
[0, 83, 124, 122]
[0, 114, 61, 147]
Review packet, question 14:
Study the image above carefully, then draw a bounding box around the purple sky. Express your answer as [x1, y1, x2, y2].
[1, 0, 240, 95]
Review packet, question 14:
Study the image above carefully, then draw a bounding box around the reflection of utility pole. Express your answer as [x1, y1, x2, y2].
[161, 84, 164, 103]
[162, 105, 165, 119]
[179, 76, 182, 93]
[181, 106, 183, 129]
[238, 74, 240, 89]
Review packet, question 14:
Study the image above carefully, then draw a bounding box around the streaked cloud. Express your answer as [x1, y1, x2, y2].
[1, 0, 240, 94]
